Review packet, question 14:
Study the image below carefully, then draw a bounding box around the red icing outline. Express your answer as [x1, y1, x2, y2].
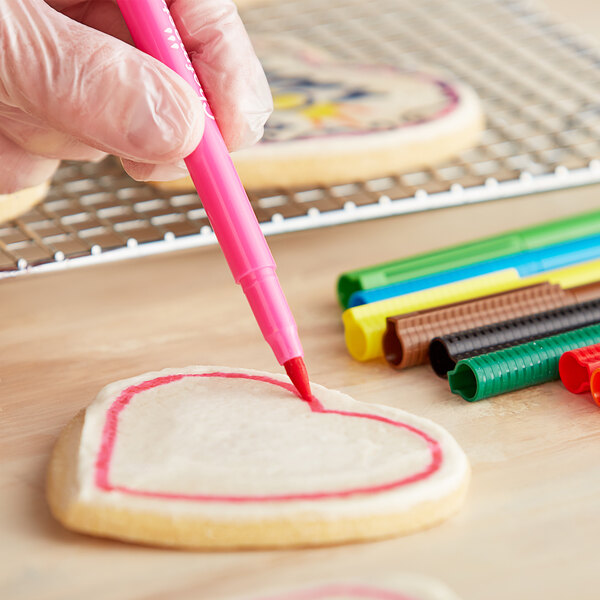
[95, 372, 442, 502]
[257, 583, 417, 600]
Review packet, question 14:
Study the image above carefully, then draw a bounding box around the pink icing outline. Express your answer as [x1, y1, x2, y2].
[255, 583, 417, 600]
[95, 372, 442, 502]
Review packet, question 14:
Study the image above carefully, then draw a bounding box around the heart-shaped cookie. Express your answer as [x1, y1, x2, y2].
[47, 367, 469, 549]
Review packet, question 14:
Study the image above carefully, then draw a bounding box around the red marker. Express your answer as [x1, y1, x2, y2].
[559, 343, 600, 394]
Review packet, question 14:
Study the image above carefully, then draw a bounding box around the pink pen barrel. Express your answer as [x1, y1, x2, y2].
[116, 0, 304, 365]
[186, 130, 303, 362]
[185, 125, 274, 280]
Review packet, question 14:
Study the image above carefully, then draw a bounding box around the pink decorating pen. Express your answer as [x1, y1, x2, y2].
[116, 0, 312, 400]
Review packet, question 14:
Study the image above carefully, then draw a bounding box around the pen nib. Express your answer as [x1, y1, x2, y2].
[284, 357, 312, 401]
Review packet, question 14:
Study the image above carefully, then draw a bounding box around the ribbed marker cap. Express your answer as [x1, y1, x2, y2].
[431, 298, 600, 377]
[448, 324, 600, 401]
[383, 283, 572, 370]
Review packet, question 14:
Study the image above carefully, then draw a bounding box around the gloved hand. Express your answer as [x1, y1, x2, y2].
[0, 0, 273, 193]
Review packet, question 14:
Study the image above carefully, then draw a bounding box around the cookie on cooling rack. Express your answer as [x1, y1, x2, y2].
[152, 36, 483, 191]
[47, 366, 469, 549]
[0, 182, 50, 224]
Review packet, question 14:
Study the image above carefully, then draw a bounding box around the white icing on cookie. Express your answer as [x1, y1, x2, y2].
[256, 37, 460, 143]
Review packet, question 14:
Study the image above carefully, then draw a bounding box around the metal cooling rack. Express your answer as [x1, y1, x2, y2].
[1, 0, 599, 277]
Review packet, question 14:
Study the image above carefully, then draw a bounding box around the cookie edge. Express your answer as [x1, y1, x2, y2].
[47, 409, 470, 550]
[0, 182, 50, 224]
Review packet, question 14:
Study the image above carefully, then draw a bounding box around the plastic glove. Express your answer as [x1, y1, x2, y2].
[0, 0, 273, 193]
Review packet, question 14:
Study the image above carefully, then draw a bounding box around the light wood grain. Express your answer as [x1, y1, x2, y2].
[2, 2, 600, 599]
[4, 186, 600, 600]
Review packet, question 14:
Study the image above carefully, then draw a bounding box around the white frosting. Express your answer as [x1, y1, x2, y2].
[257, 37, 458, 139]
[76, 366, 468, 520]
[228, 35, 477, 158]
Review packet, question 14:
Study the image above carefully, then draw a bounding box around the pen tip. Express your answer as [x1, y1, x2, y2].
[284, 356, 312, 401]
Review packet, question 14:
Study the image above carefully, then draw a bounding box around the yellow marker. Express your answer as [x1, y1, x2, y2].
[343, 258, 600, 361]
[527, 258, 600, 289]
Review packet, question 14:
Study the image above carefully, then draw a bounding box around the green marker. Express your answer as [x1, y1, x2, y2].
[448, 323, 600, 401]
[337, 209, 600, 308]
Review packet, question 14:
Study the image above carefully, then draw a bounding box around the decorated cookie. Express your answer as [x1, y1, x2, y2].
[47, 366, 469, 549]
[242, 574, 462, 600]
[0, 181, 49, 224]
[153, 37, 483, 190]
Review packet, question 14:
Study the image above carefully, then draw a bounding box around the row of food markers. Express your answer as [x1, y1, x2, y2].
[338, 209, 600, 403]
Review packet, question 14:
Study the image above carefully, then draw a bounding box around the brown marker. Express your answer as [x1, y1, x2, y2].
[383, 281, 600, 370]
[568, 280, 600, 302]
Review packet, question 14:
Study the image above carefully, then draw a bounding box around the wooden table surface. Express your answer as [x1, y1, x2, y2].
[2, 2, 600, 599]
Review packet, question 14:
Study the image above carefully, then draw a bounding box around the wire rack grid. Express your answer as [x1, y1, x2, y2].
[1, 0, 599, 278]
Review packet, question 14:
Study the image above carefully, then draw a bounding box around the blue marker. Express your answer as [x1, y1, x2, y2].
[347, 233, 600, 307]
